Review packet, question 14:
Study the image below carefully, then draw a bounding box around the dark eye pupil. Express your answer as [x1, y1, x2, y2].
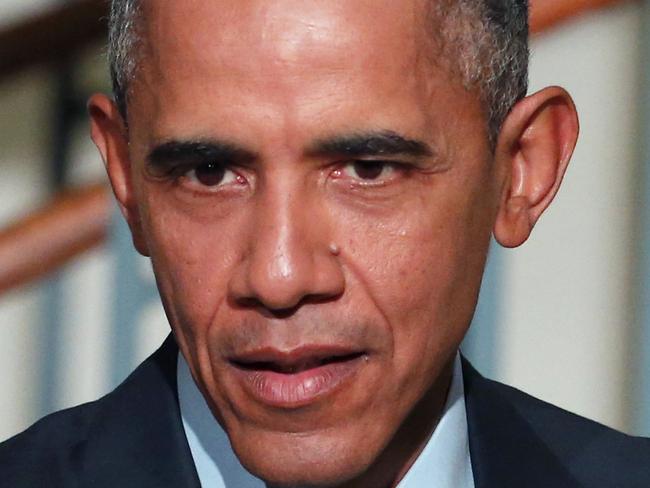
[353, 161, 384, 180]
[195, 162, 226, 186]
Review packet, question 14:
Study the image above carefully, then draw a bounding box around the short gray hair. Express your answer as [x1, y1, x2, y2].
[108, 0, 528, 146]
[108, 0, 141, 119]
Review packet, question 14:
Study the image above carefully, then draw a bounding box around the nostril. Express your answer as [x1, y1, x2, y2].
[232, 296, 300, 318]
[233, 292, 343, 318]
[227, 233, 346, 313]
[265, 305, 300, 319]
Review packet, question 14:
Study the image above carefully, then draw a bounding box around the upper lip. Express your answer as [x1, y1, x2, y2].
[229, 345, 366, 374]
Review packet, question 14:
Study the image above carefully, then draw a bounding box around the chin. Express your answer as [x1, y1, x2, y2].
[230, 427, 381, 488]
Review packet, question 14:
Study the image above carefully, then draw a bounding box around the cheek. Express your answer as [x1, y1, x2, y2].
[138, 190, 247, 343]
[336, 174, 493, 379]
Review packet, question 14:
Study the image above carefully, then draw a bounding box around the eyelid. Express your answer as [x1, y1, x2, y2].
[339, 159, 411, 170]
[175, 161, 249, 192]
[150, 159, 225, 178]
[185, 165, 237, 183]
[332, 159, 409, 185]
[145, 160, 199, 179]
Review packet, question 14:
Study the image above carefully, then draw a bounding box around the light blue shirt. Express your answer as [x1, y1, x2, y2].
[178, 353, 474, 487]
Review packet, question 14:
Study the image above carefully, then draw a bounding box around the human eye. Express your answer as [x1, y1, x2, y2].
[180, 161, 246, 190]
[333, 160, 405, 185]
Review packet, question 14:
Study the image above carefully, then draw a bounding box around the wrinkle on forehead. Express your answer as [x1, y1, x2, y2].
[144, 0, 429, 78]
[253, 1, 424, 70]
[130, 0, 475, 158]
[257, 2, 355, 67]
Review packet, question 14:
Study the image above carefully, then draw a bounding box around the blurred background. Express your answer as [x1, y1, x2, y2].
[2, 0, 650, 442]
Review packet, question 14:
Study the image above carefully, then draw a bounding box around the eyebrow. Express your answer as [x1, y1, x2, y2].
[308, 131, 434, 159]
[146, 140, 257, 170]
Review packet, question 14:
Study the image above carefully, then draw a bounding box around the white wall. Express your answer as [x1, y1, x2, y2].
[496, 3, 643, 433]
[0, 68, 56, 441]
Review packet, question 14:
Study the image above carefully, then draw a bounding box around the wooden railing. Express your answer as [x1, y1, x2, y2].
[0, 184, 109, 295]
[530, 0, 627, 33]
[0, 0, 632, 294]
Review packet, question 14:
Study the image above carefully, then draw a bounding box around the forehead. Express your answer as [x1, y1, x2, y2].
[130, 0, 482, 149]
[143, 0, 427, 62]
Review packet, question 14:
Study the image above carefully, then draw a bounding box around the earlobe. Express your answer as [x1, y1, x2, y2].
[493, 86, 579, 248]
[88, 94, 150, 256]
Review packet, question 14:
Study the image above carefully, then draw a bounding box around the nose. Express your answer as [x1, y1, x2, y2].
[228, 179, 345, 314]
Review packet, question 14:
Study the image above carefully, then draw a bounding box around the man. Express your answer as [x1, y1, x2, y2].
[1, 0, 648, 486]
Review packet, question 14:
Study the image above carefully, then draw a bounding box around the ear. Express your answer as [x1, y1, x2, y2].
[88, 94, 150, 256]
[493, 86, 579, 248]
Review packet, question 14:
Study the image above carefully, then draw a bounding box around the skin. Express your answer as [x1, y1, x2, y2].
[89, 1, 579, 486]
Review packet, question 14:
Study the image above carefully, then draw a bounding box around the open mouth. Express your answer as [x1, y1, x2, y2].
[231, 352, 365, 375]
[228, 347, 368, 408]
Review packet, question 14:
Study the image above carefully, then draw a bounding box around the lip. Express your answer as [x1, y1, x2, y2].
[229, 346, 366, 409]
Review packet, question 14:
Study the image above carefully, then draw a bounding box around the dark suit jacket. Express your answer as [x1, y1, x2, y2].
[1, 336, 649, 487]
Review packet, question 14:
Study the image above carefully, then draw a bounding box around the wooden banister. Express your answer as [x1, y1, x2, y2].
[0, 0, 630, 293]
[530, 0, 627, 34]
[0, 184, 110, 295]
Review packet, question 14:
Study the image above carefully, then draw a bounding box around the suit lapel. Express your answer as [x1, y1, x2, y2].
[462, 358, 581, 488]
[79, 335, 201, 488]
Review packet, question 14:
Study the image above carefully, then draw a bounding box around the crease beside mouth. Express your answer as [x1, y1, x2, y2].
[231, 352, 365, 375]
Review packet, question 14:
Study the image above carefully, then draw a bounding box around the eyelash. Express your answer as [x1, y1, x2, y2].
[165, 159, 412, 194]
[332, 160, 412, 186]
[168, 161, 247, 191]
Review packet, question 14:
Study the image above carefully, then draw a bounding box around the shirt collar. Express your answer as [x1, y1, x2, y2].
[178, 352, 474, 488]
[396, 353, 475, 487]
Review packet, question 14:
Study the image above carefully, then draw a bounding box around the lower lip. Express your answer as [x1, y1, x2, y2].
[231, 358, 363, 409]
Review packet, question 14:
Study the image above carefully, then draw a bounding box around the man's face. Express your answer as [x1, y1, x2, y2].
[122, 0, 501, 485]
